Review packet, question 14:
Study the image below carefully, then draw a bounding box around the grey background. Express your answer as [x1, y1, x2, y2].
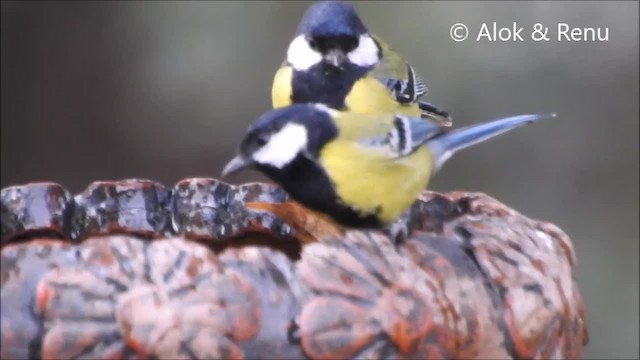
[1, 1, 638, 358]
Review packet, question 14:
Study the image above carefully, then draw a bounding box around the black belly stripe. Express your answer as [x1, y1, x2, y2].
[258, 155, 383, 229]
[291, 62, 370, 109]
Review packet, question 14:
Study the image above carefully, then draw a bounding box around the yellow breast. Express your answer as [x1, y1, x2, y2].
[272, 66, 294, 108]
[319, 140, 432, 224]
[345, 77, 421, 117]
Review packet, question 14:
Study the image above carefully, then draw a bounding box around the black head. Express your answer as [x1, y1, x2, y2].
[287, 1, 380, 70]
[221, 104, 338, 177]
[295, 1, 367, 38]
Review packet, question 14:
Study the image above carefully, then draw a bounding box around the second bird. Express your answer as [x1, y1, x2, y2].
[272, 0, 453, 126]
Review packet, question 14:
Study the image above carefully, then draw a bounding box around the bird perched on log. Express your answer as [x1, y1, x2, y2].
[222, 104, 554, 228]
[271, 0, 453, 126]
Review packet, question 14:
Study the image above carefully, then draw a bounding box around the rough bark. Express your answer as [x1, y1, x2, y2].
[1, 178, 588, 359]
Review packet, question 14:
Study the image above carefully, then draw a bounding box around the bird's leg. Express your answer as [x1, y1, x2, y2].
[382, 208, 415, 246]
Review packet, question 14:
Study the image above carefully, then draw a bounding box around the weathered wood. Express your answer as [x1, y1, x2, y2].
[1, 179, 588, 359]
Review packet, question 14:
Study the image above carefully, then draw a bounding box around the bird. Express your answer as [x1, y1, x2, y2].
[221, 104, 554, 229]
[271, 0, 453, 126]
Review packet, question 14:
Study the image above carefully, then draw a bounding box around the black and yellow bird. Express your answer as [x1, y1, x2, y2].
[272, 0, 453, 126]
[222, 104, 553, 228]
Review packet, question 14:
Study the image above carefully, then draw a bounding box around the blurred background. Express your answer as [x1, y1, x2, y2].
[1, 1, 638, 357]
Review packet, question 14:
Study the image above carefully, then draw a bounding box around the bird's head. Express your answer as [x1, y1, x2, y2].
[222, 104, 338, 177]
[286, 1, 380, 71]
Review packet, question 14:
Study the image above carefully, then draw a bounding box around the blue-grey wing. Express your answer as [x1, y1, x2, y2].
[386, 115, 445, 157]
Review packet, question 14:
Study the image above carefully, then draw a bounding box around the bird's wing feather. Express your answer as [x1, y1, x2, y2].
[369, 35, 453, 126]
[385, 115, 444, 157]
[335, 113, 444, 158]
[426, 113, 556, 170]
[369, 35, 428, 104]
[418, 101, 453, 126]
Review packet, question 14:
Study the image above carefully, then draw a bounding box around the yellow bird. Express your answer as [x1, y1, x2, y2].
[222, 104, 553, 228]
[272, 0, 453, 126]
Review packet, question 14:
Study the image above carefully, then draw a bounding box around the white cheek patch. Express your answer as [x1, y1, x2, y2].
[253, 123, 309, 168]
[286, 35, 322, 71]
[348, 34, 380, 67]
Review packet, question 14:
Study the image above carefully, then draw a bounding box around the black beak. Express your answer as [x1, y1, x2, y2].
[221, 155, 253, 177]
[324, 49, 347, 68]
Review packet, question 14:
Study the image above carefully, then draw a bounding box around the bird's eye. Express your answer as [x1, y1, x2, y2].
[256, 133, 269, 147]
[308, 38, 318, 49]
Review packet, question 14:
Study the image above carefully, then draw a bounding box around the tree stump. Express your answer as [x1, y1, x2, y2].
[1, 178, 588, 359]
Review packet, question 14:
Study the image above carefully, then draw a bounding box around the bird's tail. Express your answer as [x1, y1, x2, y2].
[426, 113, 556, 171]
